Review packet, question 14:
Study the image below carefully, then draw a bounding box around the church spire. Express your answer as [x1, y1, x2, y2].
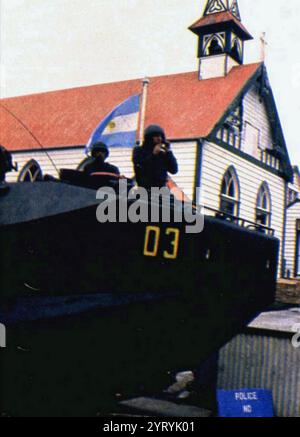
[203, 0, 242, 20]
[230, 0, 241, 21]
[189, 0, 253, 80]
[203, 0, 228, 16]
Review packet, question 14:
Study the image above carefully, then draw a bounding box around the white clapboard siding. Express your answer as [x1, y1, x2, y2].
[201, 141, 285, 276]
[285, 202, 300, 277]
[169, 142, 198, 199]
[241, 84, 274, 155]
[6, 149, 85, 181]
[7, 141, 197, 200]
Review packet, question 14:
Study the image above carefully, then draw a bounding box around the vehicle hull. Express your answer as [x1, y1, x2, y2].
[0, 182, 279, 416]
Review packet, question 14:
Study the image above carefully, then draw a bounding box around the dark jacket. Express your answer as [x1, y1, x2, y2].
[0, 146, 13, 182]
[132, 145, 178, 189]
[83, 158, 120, 176]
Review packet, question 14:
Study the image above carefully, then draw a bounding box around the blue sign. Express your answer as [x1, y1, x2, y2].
[217, 389, 274, 417]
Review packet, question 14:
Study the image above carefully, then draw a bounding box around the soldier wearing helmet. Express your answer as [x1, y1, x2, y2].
[83, 142, 120, 176]
[132, 125, 178, 189]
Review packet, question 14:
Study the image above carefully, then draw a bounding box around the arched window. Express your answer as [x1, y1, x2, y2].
[220, 167, 240, 217]
[256, 182, 272, 227]
[208, 37, 223, 55]
[231, 38, 242, 61]
[203, 33, 225, 56]
[18, 159, 43, 182]
[77, 157, 93, 171]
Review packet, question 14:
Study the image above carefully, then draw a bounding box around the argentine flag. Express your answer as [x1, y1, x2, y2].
[86, 94, 140, 153]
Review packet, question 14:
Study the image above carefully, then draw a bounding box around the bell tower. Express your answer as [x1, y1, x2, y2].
[189, 0, 253, 80]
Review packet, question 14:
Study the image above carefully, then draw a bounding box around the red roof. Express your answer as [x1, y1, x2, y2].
[0, 62, 261, 152]
[189, 11, 252, 40]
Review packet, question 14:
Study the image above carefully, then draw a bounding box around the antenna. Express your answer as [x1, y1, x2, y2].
[0, 102, 60, 176]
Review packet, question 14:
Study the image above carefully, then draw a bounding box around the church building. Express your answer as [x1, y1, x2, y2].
[0, 0, 298, 279]
[285, 167, 300, 278]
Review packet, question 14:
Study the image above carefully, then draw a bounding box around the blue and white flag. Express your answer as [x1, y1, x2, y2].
[86, 94, 140, 153]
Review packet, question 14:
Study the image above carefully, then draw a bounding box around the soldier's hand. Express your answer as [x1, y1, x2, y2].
[164, 141, 171, 151]
[153, 144, 163, 155]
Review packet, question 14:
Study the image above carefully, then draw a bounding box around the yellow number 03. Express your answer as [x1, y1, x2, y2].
[143, 226, 180, 260]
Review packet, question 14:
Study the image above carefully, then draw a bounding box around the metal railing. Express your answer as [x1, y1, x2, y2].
[202, 205, 275, 236]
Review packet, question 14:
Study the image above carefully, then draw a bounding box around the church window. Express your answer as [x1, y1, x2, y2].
[203, 33, 225, 56]
[231, 37, 242, 60]
[209, 37, 223, 55]
[18, 159, 43, 182]
[220, 167, 240, 217]
[256, 182, 271, 228]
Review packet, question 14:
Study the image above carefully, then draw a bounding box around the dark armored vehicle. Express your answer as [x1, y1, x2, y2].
[0, 168, 279, 416]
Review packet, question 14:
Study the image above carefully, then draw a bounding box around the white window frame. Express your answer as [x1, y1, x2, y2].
[220, 167, 240, 217]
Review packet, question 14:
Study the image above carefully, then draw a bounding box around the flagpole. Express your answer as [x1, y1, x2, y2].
[138, 77, 150, 144]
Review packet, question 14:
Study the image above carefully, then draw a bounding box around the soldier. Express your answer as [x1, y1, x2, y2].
[132, 125, 178, 190]
[0, 145, 14, 183]
[83, 142, 120, 176]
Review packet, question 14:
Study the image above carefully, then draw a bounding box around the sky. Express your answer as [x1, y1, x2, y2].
[1, 0, 299, 165]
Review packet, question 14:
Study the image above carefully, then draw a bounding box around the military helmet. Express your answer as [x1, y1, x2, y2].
[144, 125, 166, 143]
[91, 141, 109, 159]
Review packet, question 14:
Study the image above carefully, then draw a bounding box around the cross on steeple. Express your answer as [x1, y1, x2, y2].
[260, 32, 268, 62]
